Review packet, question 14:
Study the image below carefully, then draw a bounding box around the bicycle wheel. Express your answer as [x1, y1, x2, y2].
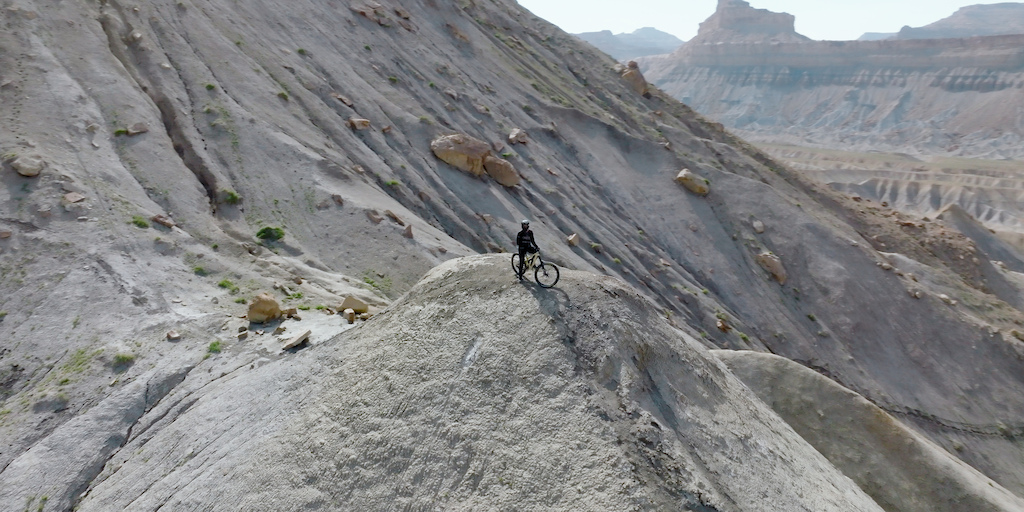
[511, 253, 522, 276]
[534, 262, 559, 288]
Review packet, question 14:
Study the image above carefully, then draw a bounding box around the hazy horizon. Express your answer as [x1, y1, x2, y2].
[516, 0, 1021, 41]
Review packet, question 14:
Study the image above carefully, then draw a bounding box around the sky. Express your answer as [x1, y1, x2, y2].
[515, 0, 1017, 41]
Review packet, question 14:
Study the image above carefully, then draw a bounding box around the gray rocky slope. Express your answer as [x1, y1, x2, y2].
[1, 0, 1024, 509]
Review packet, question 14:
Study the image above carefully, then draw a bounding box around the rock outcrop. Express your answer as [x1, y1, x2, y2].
[895, 3, 1024, 40]
[620, 61, 651, 98]
[247, 293, 282, 323]
[674, 169, 709, 196]
[482, 154, 519, 187]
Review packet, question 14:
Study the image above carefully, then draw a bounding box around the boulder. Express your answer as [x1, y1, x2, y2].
[348, 117, 372, 130]
[483, 155, 520, 187]
[674, 169, 709, 196]
[166, 330, 181, 341]
[621, 61, 650, 98]
[344, 308, 356, 324]
[248, 293, 283, 323]
[567, 233, 580, 247]
[339, 296, 369, 314]
[11, 155, 44, 177]
[508, 128, 528, 144]
[753, 220, 765, 233]
[402, 225, 414, 238]
[430, 134, 491, 175]
[756, 252, 787, 284]
[281, 329, 311, 351]
[127, 123, 149, 136]
[151, 214, 176, 228]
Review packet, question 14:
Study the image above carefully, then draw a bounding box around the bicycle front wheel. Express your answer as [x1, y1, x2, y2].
[534, 262, 559, 288]
[511, 253, 522, 276]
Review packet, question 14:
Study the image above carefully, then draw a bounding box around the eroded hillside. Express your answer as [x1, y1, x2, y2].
[1, 0, 1024, 509]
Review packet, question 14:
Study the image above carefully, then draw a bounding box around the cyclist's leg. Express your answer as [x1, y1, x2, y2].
[517, 249, 526, 279]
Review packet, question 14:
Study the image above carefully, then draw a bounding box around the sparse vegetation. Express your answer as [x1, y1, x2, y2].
[315, 305, 325, 310]
[72, 316, 81, 329]
[298, 305, 311, 310]
[234, 297, 247, 304]
[113, 353, 136, 367]
[208, 341, 222, 354]
[193, 266, 208, 276]
[277, 91, 289, 101]
[131, 215, 150, 228]
[501, 152, 513, 158]
[0, 311, 6, 320]
[428, 81, 436, 88]
[738, 332, 750, 342]
[702, 288, 709, 295]
[218, 279, 240, 294]
[807, 313, 817, 321]
[205, 83, 216, 90]
[114, 129, 129, 136]
[221, 189, 241, 204]
[364, 44, 371, 51]
[385, 180, 400, 187]
[388, 76, 399, 83]
[297, 48, 307, 55]
[612, 258, 621, 264]
[256, 226, 285, 241]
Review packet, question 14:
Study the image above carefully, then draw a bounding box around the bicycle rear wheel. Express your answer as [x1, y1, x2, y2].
[534, 262, 559, 288]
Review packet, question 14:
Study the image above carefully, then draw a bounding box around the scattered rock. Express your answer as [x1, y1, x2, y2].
[237, 331, 248, 340]
[483, 155, 520, 187]
[0, 230, 11, 239]
[939, 294, 957, 306]
[444, 88, 459, 100]
[508, 128, 528, 144]
[909, 290, 923, 299]
[879, 262, 894, 271]
[63, 192, 86, 203]
[344, 308, 356, 324]
[756, 252, 787, 284]
[274, 326, 287, 335]
[674, 169, 709, 196]
[437, 246, 448, 254]
[567, 233, 580, 247]
[282, 329, 312, 350]
[366, 210, 383, 223]
[621, 61, 651, 98]
[659, 258, 672, 267]
[127, 123, 149, 136]
[150, 214, 176, 228]
[752, 220, 765, 234]
[282, 307, 298, 318]
[381, 125, 392, 134]
[402, 225, 414, 238]
[384, 210, 405, 225]
[717, 319, 732, 332]
[11, 155, 44, 177]
[248, 293, 282, 323]
[348, 117, 372, 130]
[394, 7, 411, 19]
[238, 326, 248, 333]
[330, 92, 354, 106]
[38, 206, 52, 218]
[481, 214, 493, 224]
[430, 133, 491, 175]
[358, 312, 373, 320]
[242, 243, 262, 255]
[340, 296, 369, 314]
[166, 330, 181, 341]
[332, 194, 344, 206]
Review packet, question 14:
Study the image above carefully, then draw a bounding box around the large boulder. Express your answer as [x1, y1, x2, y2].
[248, 293, 283, 323]
[430, 134, 491, 176]
[483, 155, 520, 187]
[339, 296, 369, 314]
[674, 169, 709, 196]
[755, 251, 787, 284]
[11, 155, 44, 177]
[621, 61, 650, 98]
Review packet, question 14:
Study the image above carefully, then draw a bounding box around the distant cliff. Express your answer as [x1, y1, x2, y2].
[896, 3, 1024, 39]
[574, 27, 683, 60]
[640, 1, 1024, 158]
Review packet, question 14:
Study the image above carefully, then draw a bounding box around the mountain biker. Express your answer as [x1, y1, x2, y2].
[516, 219, 539, 280]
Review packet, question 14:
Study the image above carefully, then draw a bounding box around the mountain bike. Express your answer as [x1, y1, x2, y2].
[511, 251, 560, 288]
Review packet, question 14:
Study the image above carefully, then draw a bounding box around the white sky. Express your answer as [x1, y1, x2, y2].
[516, 0, 1017, 41]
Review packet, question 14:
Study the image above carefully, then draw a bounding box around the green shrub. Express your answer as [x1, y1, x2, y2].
[297, 305, 310, 311]
[113, 353, 135, 365]
[208, 341, 222, 354]
[807, 313, 817, 321]
[234, 297, 247, 304]
[131, 215, 149, 228]
[193, 266, 208, 276]
[221, 189, 241, 204]
[388, 76, 399, 83]
[114, 129, 128, 136]
[277, 91, 289, 101]
[256, 226, 285, 241]
[205, 83, 216, 90]
[297, 48, 307, 55]
[385, 180, 400, 187]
